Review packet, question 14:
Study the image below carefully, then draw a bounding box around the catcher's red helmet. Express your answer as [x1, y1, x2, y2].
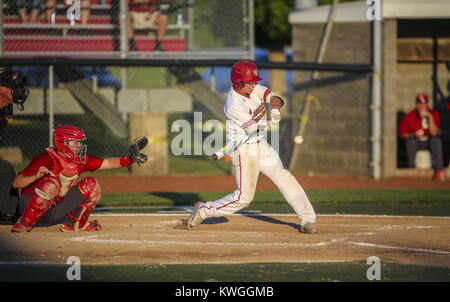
[231, 61, 263, 89]
[53, 125, 87, 164]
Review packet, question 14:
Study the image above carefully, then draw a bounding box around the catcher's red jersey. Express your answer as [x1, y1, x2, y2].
[19, 147, 103, 200]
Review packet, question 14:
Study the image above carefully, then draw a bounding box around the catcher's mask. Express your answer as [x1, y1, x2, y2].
[0, 70, 30, 111]
[53, 125, 87, 164]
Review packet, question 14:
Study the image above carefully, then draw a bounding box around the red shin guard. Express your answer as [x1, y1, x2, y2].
[60, 203, 101, 232]
[60, 177, 102, 232]
[11, 176, 61, 233]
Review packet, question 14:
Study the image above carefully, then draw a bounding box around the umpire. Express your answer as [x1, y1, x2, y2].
[0, 69, 30, 222]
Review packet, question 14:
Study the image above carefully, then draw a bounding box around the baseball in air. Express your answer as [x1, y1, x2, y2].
[294, 135, 304, 144]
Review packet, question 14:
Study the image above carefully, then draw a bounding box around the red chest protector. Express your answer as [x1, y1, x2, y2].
[44, 147, 86, 202]
[21, 148, 85, 202]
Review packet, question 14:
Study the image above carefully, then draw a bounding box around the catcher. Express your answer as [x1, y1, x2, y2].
[10, 124, 148, 233]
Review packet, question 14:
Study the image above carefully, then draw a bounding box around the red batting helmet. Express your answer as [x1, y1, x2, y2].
[53, 125, 87, 164]
[416, 93, 429, 104]
[231, 61, 263, 89]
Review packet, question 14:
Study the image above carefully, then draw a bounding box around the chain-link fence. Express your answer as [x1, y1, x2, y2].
[0, 58, 373, 177]
[0, 0, 255, 175]
[0, 0, 374, 176]
[285, 69, 372, 176]
[1, 0, 253, 58]
[1, 63, 198, 174]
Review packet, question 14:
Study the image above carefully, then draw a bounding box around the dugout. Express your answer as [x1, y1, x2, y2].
[289, 0, 450, 178]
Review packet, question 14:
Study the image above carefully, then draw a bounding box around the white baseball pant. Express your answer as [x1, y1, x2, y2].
[197, 139, 316, 226]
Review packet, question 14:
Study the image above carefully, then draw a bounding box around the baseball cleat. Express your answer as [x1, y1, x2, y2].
[187, 202, 204, 230]
[11, 223, 32, 233]
[60, 220, 102, 232]
[299, 222, 318, 234]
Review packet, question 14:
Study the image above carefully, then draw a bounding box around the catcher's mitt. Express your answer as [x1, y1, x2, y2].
[129, 136, 148, 166]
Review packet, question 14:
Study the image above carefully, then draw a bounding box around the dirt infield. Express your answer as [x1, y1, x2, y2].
[95, 174, 450, 193]
[1, 214, 449, 269]
[1, 175, 448, 273]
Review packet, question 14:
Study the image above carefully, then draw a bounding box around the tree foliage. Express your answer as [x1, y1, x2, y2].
[254, 0, 295, 50]
[254, 0, 359, 50]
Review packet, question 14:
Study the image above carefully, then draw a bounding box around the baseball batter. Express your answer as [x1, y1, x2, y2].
[187, 61, 317, 234]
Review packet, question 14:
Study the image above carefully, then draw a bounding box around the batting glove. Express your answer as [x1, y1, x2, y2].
[270, 108, 281, 124]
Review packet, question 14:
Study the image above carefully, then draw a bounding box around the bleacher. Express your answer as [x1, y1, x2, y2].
[2, 0, 188, 57]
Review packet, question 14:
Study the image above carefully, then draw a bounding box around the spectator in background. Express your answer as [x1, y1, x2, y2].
[128, 0, 168, 51]
[45, 0, 91, 29]
[398, 93, 445, 181]
[17, 0, 43, 23]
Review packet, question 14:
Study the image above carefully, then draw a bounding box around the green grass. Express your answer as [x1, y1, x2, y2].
[1, 261, 448, 282]
[96, 189, 450, 217]
[98, 189, 450, 206]
[169, 155, 233, 175]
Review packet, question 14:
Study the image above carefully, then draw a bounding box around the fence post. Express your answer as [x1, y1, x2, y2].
[210, 67, 216, 92]
[187, 0, 194, 51]
[119, 0, 128, 57]
[370, 19, 382, 179]
[92, 66, 98, 94]
[248, 0, 255, 60]
[49, 65, 54, 147]
[0, 0, 4, 57]
[119, 0, 128, 121]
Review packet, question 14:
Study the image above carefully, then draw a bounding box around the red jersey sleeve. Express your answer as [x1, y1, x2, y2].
[398, 112, 411, 136]
[84, 155, 104, 172]
[399, 110, 421, 136]
[18, 152, 53, 176]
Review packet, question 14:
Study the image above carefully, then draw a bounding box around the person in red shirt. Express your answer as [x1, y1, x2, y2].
[10, 124, 148, 233]
[398, 93, 445, 181]
[128, 0, 168, 51]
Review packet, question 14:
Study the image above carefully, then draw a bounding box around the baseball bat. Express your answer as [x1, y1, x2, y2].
[212, 121, 272, 161]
